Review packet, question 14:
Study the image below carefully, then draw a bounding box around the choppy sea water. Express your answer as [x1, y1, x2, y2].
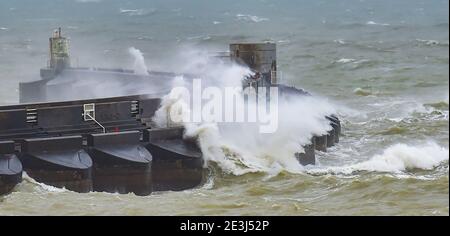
[0, 0, 448, 215]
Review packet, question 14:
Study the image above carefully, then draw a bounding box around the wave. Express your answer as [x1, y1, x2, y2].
[277, 40, 291, 45]
[434, 22, 449, 28]
[151, 52, 335, 175]
[186, 35, 212, 41]
[0, 27, 8, 31]
[366, 21, 390, 26]
[22, 173, 67, 193]
[308, 142, 448, 175]
[119, 8, 155, 16]
[353, 87, 373, 96]
[236, 14, 269, 23]
[415, 39, 448, 46]
[337, 21, 391, 28]
[136, 36, 153, 41]
[329, 58, 378, 70]
[292, 54, 316, 60]
[413, 81, 441, 88]
[423, 101, 449, 111]
[183, 95, 336, 176]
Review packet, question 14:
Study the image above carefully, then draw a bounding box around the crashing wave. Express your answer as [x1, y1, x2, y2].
[22, 172, 67, 193]
[334, 39, 347, 45]
[128, 47, 149, 75]
[152, 52, 335, 175]
[307, 142, 448, 175]
[415, 39, 442, 46]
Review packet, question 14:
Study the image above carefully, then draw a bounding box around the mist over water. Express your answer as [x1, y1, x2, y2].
[0, 0, 448, 215]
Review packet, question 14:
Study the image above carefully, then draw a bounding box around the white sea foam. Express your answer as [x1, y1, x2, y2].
[307, 142, 449, 175]
[336, 58, 356, 63]
[187, 35, 211, 41]
[213, 21, 222, 25]
[22, 172, 67, 193]
[119, 8, 149, 16]
[0, 27, 8, 31]
[335, 58, 372, 67]
[236, 14, 269, 23]
[277, 40, 291, 44]
[416, 39, 440, 46]
[350, 142, 448, 172]
[366, 21, 390, 26]
[184, 96, 335, 175]
[334, 39, 346, 45]
[128, 47, 149, 75]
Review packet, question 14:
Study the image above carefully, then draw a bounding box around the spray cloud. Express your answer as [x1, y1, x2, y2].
[152, 46, 336, 175]
[128, 47, 149, 75]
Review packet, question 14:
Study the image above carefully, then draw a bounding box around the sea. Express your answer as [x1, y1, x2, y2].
[0, 0, 448, 215]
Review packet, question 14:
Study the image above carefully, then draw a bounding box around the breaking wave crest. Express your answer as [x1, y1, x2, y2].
[155, 91, 336, 175]
[22, 173, 67, 193]
[152, 51, 336, 175]
[150, 48, 448, 178]
[181, 95, 336, 176]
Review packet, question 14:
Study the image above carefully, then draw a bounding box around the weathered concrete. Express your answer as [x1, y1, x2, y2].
[314, 135, 328, 152]
[144, 127, 204, 191]
[296, 137, 316, 166]
[0, 141, 22, 195]
[20, 136, 92, 192]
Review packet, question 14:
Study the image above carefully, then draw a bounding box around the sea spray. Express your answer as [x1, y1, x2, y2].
[152, 76, 191, 128]
[184, 95, 335, 175]
[128, 47, 149, 75]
